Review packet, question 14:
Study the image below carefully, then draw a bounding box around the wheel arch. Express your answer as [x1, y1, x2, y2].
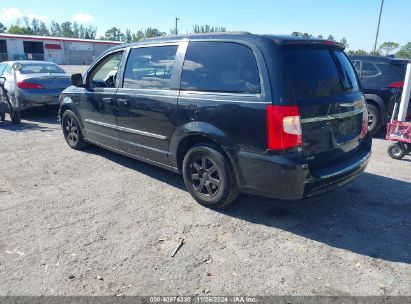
[169, 122, 240, 174]
[364, 94, 388, 125]
[59, 97, 84, 128]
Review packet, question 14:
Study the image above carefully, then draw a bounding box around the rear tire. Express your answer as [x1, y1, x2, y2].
[10, 111, 21, 124]
[0, 113, 5, 121]
[366, 103, 381, 136]
[182, 143, 239, 209]
[62, 110, 87, 150]
[387, 143, 407, 160]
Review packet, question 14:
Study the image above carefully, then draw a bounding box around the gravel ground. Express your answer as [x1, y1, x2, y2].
[0, 108, 410, 296]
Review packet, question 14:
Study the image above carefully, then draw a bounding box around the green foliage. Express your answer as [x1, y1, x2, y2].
[8, 24, 34, 35]
[102, 27, 165, 42]
[369, 50, 382, 56]
[192, 25, 227, 34]
[396, 42, 411, 59]
[102, 27, 124, 41]
[327, 34, 335, 41]
[339, 38, 349, 49]
[378, 41, 400, 56]
[0, 23, 6, 33]
[7, 18, 96, 39]
[347, 49, 368, 55]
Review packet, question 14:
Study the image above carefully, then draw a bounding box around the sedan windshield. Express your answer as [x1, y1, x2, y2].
[20, 63, 66, 74]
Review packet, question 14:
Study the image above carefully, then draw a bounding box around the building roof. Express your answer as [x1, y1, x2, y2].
[0, 33, 122, 45]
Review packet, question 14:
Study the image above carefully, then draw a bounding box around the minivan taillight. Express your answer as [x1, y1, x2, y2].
[17, 81, 45, 89]
[360, 105, 368, 139]
[266, 105, 302, 151]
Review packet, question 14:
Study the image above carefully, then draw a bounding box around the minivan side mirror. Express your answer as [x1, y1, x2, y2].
[71, 73, 84, 87]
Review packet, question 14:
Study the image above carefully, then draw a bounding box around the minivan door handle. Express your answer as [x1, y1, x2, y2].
[117, 98, 130, 107]
[102, 97, 114, 105]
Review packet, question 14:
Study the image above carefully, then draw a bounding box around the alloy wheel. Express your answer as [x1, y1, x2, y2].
[367, 109, 374, 126]
[64, 117, 79, 145]
[189, 156, 221, 198]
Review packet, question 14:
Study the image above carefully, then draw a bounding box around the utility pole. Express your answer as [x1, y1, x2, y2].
[175, 18, 180, 35]
[373, 0, 385, 53]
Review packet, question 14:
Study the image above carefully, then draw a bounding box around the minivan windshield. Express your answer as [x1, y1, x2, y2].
[282, 46, 360, 103]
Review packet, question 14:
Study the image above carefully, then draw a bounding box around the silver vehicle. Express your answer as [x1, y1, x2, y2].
[0, 61, 71, 110]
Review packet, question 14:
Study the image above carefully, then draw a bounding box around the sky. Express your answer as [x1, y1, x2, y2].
[0, 0, 410, 51]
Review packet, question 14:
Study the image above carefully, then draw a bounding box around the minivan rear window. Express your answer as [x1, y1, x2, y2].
[282, 46, 359, 102]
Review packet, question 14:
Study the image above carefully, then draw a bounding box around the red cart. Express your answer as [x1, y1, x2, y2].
[386, 121, 411, 159]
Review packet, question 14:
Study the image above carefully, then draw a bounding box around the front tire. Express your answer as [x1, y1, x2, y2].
[387, 143, 407, 160]
[367, 103, 381, 135]
[182, 143, 239, 209]
[62, 110, 87, 150]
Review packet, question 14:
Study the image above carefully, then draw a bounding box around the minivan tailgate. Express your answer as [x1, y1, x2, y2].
[300, 96, 366, 170]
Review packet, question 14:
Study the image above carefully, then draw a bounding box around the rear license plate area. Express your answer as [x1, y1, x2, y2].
[332, 115, 361, 142]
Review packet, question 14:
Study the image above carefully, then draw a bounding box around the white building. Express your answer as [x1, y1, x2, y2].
[0, 33, 122, 65]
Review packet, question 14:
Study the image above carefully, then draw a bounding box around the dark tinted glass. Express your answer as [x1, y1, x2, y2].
[123, 46, 178, 90]
[352, 60, 361, 72]
[361, 62, 380, 77]
[283, 46, 360, 102]
[181, 42, 260, 94]
[334, 50, 359, 92]
[392, 63, 407, 75]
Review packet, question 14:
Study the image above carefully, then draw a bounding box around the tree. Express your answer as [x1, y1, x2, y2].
[317, 35, 323, 39]
[132, 30, 145, 42]
[0, 23, 6, 33]
[50, 21, 62, 37]
[103, 27, 124, 41]
[31, 19, 40, 35]
[144, 27, 165, 38]
[38, 21, 49, 36]
[369, 50, 382, 56]
[378, 41, 400, 56]
[347, 49, 368, 55]
[60, 22, 75, 38]
[339, 38, 349, 49]
[192, 25, 227, 34]
[125, 29, 133, 43]
[7, 24, 34, 35]
[327, 34, 335, 41]
[396, 42, 411, 59]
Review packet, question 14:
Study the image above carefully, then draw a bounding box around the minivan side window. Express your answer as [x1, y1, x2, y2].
[89, 51, 124, 88]
[181, 42, 261, 94]
[123, 45, 178, 90]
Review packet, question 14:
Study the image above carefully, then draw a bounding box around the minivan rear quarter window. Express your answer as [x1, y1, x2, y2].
[282, 46, 360, 102]
[181, 42, 261, 94]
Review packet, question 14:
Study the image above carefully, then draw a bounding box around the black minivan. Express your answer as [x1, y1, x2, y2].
[60, 33, 372, 209]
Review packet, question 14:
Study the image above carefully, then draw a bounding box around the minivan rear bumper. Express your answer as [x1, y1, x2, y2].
[234, 137, 372, 200]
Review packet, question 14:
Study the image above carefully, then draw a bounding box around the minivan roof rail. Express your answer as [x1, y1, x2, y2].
[143, 31, 253, 41]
